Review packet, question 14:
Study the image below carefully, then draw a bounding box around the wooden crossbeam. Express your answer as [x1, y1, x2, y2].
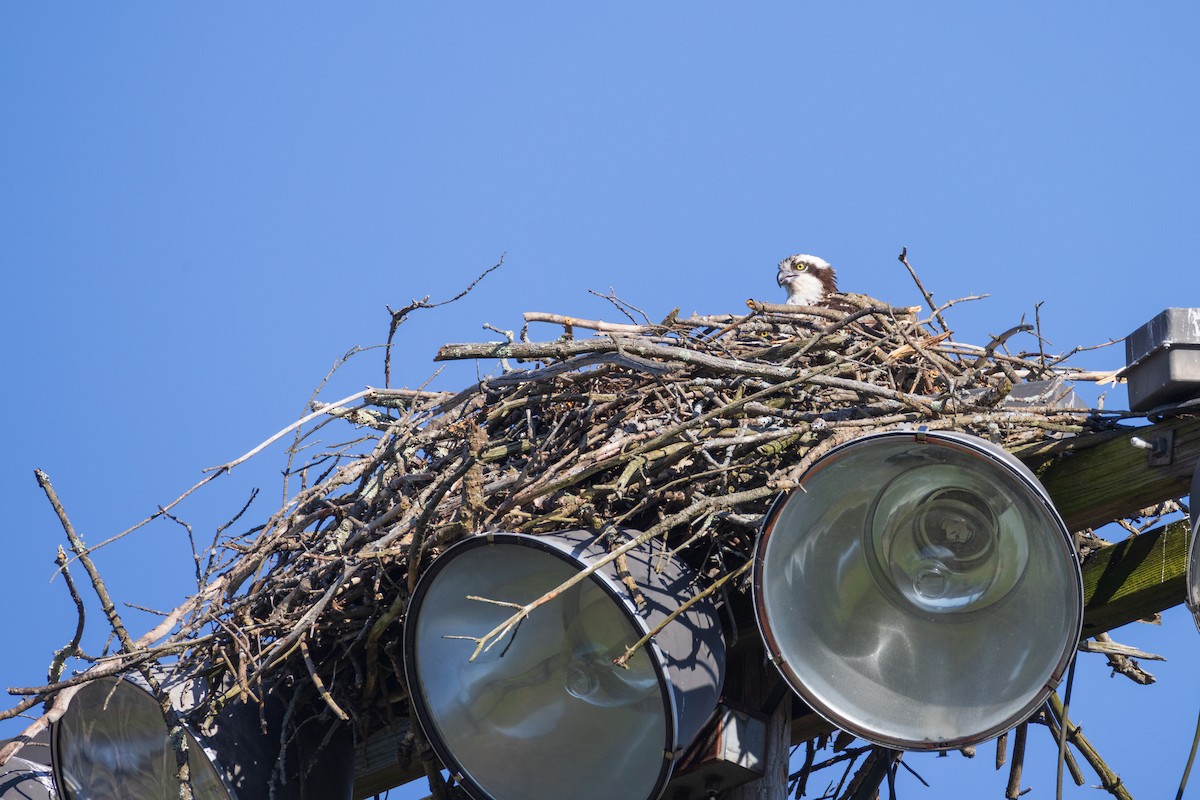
[1081, 519, 1191, 636]
[1029, 415, 1200, 532]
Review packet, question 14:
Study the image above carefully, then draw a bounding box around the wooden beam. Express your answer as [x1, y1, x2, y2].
[353, 723, 418, 799]
[1030, 416, 1200, 531]
[1080, 519, 1191, 637]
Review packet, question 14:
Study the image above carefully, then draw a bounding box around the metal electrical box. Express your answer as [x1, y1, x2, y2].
[1123, 308, 1200, 412]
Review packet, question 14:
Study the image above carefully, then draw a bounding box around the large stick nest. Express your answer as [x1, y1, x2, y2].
[8, 280, 1127, 781]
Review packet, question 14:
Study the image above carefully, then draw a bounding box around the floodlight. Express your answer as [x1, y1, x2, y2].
[752, 429, 1083, 751]
[403, 529, 726, 800]
[51, 671, 353, 800]
[0, 754, 56, 799]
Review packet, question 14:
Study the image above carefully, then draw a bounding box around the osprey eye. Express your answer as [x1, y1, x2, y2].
[797, 263, 807, 271]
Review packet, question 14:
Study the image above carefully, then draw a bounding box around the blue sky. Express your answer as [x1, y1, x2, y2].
[2, 5, 1197, 798]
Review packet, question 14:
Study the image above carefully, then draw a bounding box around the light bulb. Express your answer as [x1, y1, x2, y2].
[886, 487, 1001, 611]
[561, 603, 659, 708]
[868, 464, 1026, 614]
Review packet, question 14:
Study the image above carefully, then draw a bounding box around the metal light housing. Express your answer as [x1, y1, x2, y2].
[403, 529, 726, 800]
[51, 671, 353, 800]
[752, 429, 1084, 750]
[0, 755, 56, 799]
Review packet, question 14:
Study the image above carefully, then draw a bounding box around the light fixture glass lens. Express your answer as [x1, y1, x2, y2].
[870, 465, 1025, 614]
[410, 543, 668, 800]
[54, 677, 229, 800]
[756, 433, 1081, 750]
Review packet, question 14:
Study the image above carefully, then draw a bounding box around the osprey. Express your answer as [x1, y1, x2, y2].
[777, 254, 838, 306]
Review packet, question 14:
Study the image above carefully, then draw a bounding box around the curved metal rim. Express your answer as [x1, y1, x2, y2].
[751, 429, 1085, 751]
[402, 531, 680, 800]
[49, 674, 236, 800]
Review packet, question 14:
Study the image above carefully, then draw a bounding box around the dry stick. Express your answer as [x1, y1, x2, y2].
[299, 637, 349, 722]
[1034, 301, 1048, 374]
[844, 748, 898, 800]
[404, 453, 476, 593]
[204, 388, 374, 473]
[485, 350, 679, 387]
[36, 470, 136, 652]
[0, 696, 41, 726]
[0, 686, 83, 767]
[1054, 655, 1079, 800]
[746, 300, 861, 321]
[1039, 713, 1086, 786]
[6, 636, 225, 699]
[1047, 692, 1133, 800]
[1175, 704, 1200, 800]
[384, 254, 505, 388]
[612, 557, 752, 668]
[1006, 723, 1028, 799]
[437, 334, 810, 381]
[802, 744, 872, 774]
[522, 311, 661, 334]
[784, 315, 921, 377]
[1080, 633, 1159, 685]
[212, 619, 259, 704]
[409, 704, 452, 800]
[898, 246, 949, 333]
[792, 739, 817, 799]
[75, 470, 223, 558]
[459, 485, 781, 663]
[285, 342, 383, 501]
[203, 487, 261, 586]
[588, 286, 653, 326]
[445, 331, 939, 415]
[165, 692, 194, 800]
[491, 353, 881, 516]
[49, 546, 86, 683]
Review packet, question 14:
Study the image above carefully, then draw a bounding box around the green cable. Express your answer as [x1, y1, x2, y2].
[1057, 657, 1078, 800]
[1176, 702, 1200, 800]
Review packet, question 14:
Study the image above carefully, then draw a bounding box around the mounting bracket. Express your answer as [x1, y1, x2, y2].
[1130, 429, 1176, 467]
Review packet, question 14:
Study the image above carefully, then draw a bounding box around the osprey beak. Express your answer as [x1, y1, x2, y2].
[776, 270, 788, 287]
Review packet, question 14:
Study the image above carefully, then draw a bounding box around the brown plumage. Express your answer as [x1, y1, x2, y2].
[776, 254, 838, 306]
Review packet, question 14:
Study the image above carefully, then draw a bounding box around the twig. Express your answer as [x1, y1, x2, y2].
[458, 485, 781, 662]
[1047, 692, 1133, 800]
[48, 546, 86, 684]
[1037, 708, 1085, 787]
[612, 557, 752, 667]
[898, 246, 949, 333]
[36, 470, 135, 653]
[384, 255, 505, 387]
[1006, 723, 1028, 799]
[300, 637, 349, 721]
[1079, 633, 1159, 685]
[205, 389, 374, 473]
[522, 311, 660, 334]
[588, 287, 652, 325]
[0, 686, 83, 767]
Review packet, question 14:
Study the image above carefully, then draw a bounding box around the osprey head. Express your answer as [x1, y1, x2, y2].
[777, 254, 838, 306]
